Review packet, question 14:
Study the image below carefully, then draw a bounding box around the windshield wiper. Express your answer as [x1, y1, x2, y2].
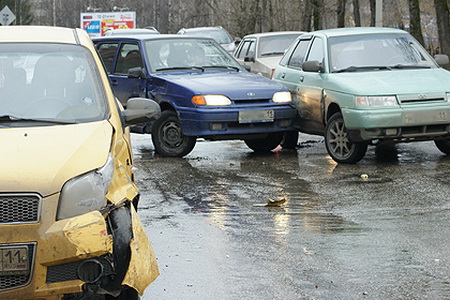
[261, 51, 285, 56]
[0, 115, 75, 124]
[202, 65, 240, 71]
[333, 65, 392, 73]
[155, 66, 204, 71]
[388, 64, 432, 69]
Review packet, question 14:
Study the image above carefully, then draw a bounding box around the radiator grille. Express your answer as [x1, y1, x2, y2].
[0, 194, 41, 224]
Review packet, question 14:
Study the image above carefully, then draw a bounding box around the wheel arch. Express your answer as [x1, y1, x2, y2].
[325, 103, 341, 123]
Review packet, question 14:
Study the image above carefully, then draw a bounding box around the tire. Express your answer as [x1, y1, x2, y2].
[105, 287, 139, 300]
[324, 112, 367, 164]
[280, 131, 299, 149]
[434, 139, 450, 154]
[151, 110, 196, 157]
[244, 132, 284, 152]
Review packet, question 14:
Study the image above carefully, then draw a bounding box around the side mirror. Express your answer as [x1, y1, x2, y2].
[234, 37, 241, 45]
[244, 56, 255, 63]
[128, 67, 147, 79]
[434, 54, 449, 66]
[302, 60, 323, 73]
[123, 98, 161, 125]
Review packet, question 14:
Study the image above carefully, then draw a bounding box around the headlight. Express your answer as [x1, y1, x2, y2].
[57, 154, 114, 220]
[192, 95, 231, 106]
[272, 91, 292, 103]
[355, 96, 398, 106]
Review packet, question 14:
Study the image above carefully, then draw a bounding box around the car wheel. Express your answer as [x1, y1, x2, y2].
[325, 112, 367, 164]
[434, 139, 450, 154]
[244, 132, 284, 152]
[280, 131, 299, 150]
[105, 287, 139, 300]
[151, 110, 196, 157]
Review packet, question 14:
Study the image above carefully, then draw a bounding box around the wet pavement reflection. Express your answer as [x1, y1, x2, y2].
[132, 134, 450, 300]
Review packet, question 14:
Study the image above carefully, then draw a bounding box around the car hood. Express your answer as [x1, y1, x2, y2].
[0, 121, 112, 196]
[157, 70, 286, 99]
[327, 68, 450, 96]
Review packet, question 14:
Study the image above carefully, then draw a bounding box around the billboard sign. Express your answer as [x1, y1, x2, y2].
[81, 12, 136, 37]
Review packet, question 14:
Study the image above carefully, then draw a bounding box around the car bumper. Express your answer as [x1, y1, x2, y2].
[0, 193, 158, 300]
[342, 105, 450, 142]
[178, 105, 297, 137]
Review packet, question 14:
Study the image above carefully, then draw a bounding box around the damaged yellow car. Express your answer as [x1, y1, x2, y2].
[0, 26, 160, 299]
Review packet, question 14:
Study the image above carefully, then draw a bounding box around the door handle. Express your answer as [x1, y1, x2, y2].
[110, 79, 118, 86]
[281, 73, 285, 79]
[299, 76, 304, 82]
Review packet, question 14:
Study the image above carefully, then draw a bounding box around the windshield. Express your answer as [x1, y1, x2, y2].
[329, 33, 436, 72]
[182, 29, 233, 44]
[145, 38, 242, 71]
[0, 43, 107, 126]
[258, 34, 300, 57]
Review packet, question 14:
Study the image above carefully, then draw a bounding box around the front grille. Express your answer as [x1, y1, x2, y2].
[233, 98, 271, 105]
[46, 255, 114, 283]
[0, 194, 41, 224]
[0, 243, 35, 292]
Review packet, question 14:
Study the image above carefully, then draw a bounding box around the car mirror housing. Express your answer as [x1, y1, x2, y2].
[123, 98, 161, 125]
[244, 56, 255, 63]
[128, 67, 147, 79]
[302, 60, 323, 73]
[434, 54, 449, 66]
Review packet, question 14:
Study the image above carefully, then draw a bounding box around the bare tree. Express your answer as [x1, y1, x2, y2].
[433, 0, 450, 58]
[353, 0, 361, 26]
[337, 0, 346, 27]
[408, 0, 425, 45]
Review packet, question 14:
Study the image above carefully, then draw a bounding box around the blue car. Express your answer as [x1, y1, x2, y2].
[93, 35, 297, 156]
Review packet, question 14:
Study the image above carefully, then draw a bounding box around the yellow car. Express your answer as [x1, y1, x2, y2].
[0, 26, 160, 299]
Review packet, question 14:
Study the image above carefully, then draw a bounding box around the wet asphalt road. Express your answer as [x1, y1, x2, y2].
[131, 133, 450, 300]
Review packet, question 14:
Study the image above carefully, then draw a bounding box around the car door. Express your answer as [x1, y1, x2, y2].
[104, 42, 146, 107]
[296, 36, 326, 134]
[234, 38, 256, 71]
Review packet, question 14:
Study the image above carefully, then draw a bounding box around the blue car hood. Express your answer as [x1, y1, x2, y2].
[156, 70, 286, 99]
[326, 68, 450, 96]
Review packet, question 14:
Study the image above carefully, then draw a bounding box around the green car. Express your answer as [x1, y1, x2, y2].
[273, 27, 450, 163]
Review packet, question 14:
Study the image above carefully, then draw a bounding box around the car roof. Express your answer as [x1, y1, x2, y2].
[104, 28, 160, 36]
[301, 27, 407, 39]
[178, 26, 225, 33]
[242, 31, 306, 39]
[92, 34, 215, 43]
[0, 26, 86, 44]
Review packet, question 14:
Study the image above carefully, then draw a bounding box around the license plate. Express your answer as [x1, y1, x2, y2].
[0, 246, 29, 275]
[239, 109, 274, 123]
[405, 110, 448, 124]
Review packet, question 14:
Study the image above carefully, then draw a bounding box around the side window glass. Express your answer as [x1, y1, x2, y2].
[247, 41, 256, 58]
[287, 40, 311, 68]
[97, 43, 118, 73]
[237, 41, 250, 59]
[115, 43, 143, 75]
[306, 37, 324, 63]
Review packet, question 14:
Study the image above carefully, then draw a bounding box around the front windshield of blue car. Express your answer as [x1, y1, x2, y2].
[329, 33, 436, 72]
[145, 38, 242, 71]
[0, 43, 108, 126]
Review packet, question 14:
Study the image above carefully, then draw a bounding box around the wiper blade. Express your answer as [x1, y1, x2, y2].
[388, 64, 431, 69]
[155, 66, 204, 71]
[0, 115, 75, 124]
[261, 51, 285, 56]
[203, 65, 240, 71]
[333, 65, 392, 73]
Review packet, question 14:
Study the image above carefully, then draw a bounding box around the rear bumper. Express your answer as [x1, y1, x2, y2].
[178, 105, 297, 137]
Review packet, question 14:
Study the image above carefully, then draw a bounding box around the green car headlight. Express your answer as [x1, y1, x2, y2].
[57, 154, 114, 220]
[272, 91, 292, 103]
[446, 92, 450, 102]
[355, 96, 398, 106]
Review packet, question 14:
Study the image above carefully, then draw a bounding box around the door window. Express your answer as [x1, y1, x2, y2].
[115, 43, 143, 75]
[287, 39, 311, 69]
[305, 37, 324, 63]
[97, 43, 118, 73]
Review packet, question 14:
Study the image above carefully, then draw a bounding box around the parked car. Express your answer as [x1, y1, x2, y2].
[273, 27, 450, 163]
[93, 35, 297, 157]
[234, 31, 305, 78]
[177, 26, 239, 54]
[0, 26, 160, 300]
[104, 27, 160, 36]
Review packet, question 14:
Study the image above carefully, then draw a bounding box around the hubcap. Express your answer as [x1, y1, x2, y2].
[161, 121, 183, 147]
[328, 119, 353, 159]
